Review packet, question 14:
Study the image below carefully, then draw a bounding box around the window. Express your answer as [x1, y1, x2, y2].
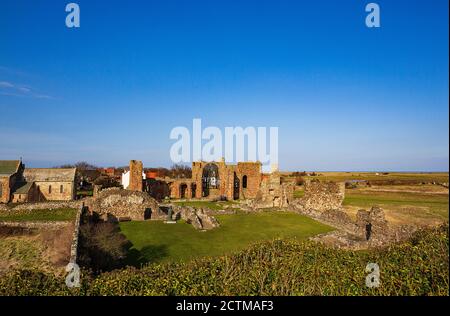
[60, 185, 64, 193]
[0, 184, 2, 197]
[242, 175, 248, 189]
[48, 185, 52, 194]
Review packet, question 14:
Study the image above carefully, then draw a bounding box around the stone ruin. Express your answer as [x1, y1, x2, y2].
[128, 160, 143, 192]
[248, 171, 294, 209]
[290, 180, 417, 248]
[298, 180, 345, 212]
[85, 187, 165, 222]
[86, 187, 220, 230]
[172, 205, 220, 230]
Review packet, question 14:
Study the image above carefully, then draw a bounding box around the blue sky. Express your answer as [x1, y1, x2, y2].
[0, 0, 448, 171]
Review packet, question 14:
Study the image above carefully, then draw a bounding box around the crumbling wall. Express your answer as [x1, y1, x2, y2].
[9, 200, 82, 211]
[86, 188, 164, 221]
[294, 180, 345, 212]
[251, 172, 294, 208]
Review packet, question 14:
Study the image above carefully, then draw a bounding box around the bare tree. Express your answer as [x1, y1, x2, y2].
[169, 164, 192, 179]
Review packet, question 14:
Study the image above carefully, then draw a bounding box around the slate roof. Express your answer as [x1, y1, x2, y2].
[0, 160, 21, 176]
[23, 168, 77, 182]
[12, 182, 34, 195]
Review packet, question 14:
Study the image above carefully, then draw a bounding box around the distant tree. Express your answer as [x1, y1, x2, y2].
[291, 171, 308, 177]
[295, 176, 305, 186]
[54, 161, 98, 170]
[169, 164, 192, 179]
[74, 161, 98, 170]
[93, 176, 121, 189]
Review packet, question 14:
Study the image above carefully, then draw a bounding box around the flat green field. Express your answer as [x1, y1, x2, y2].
[343, 188, 448, 225]
[0, 208, 77, 222]
[119, 211, 333, 266]
[298, 172, 448, 183]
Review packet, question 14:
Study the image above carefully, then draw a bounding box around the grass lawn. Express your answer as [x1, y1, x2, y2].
[119, 211, 333, 266]
[343, 189, 449, 224]
[0, 208, 77, 222]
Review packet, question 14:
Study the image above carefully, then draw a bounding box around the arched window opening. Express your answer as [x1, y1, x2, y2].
[202, 163, 220, 197]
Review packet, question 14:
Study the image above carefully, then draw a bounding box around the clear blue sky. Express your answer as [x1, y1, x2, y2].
[0, 0, 448, 171]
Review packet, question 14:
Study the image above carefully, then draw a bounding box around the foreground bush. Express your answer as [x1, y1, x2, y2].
[0, 224, 448, 296]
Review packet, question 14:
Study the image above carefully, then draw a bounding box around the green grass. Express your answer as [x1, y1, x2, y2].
[2, 225, 447, 296]
[344, 191, 449, 219]
[0, 238, 47, 271]
[0, 208, 77, 222]
[293, 189, 304, 198]
[119, 211, 333, 265]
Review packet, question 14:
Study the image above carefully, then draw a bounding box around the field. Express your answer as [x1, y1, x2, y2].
[343, 185, 448, 226]
[119, 211, 333, 265]
[0, 208, 77, 275]
[291, 172, 449, 227]
[287, 171, 449, 184]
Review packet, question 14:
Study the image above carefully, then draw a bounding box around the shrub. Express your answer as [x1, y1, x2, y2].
[0, 224, 448, 296]
[295, 176, 305, 186]
[77, 222, 130, 273]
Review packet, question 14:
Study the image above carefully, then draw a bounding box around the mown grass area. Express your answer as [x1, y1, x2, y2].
[1, 224, 447, 296]
[0, 208, 77, 222]
[119, 211, 333, 265]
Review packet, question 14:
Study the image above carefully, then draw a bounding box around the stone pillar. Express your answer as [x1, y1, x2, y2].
[93, 184, 102, 198]
[129, 160, 143, 192]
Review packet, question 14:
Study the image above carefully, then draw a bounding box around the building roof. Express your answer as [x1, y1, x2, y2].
[0, 160, 21, 176]
[23, 168, 76, 182]
[12, 182, 34, 195]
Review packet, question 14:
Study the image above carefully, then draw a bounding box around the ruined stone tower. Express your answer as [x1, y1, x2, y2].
[128, 160, 143, 192]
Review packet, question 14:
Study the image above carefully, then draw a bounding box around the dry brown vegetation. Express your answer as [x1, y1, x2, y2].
[0, 224, 73, 276]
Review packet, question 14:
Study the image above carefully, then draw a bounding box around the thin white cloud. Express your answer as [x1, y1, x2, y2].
[0, 81, 14, 88]
[0, 80, 54, 100]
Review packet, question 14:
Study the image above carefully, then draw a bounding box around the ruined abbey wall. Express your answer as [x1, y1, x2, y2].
[175, 160, 262, 200]
[128, 160, 143, 192]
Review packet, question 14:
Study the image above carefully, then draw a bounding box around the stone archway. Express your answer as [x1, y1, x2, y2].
[233, 172, 240, 200]
[180, 183, 188, 198]
[191, 183, 196, 198]
[202, 163, 219, 197]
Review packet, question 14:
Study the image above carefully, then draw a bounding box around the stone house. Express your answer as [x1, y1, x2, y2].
[0, 160, 77, 203]
[0, 160, 24, 203]
[22, 168, 77, 201]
